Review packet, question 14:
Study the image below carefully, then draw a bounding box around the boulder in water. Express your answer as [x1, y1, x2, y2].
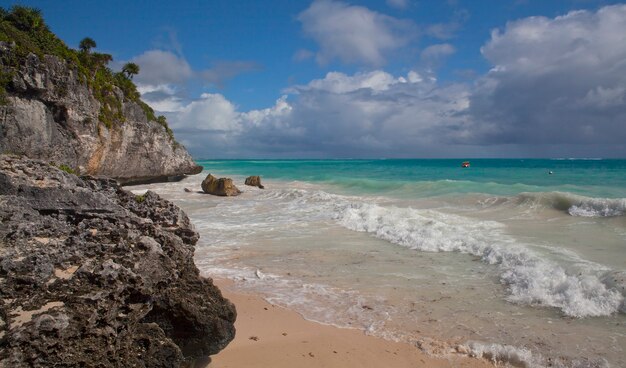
[201, 174, 242, 196]
[244, 175, 264, 189]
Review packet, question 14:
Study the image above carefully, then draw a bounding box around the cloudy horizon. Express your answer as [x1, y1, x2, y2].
[22, 0, 626, 158]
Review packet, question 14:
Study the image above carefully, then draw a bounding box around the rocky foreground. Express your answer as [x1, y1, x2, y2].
[0, 155, 236, 367]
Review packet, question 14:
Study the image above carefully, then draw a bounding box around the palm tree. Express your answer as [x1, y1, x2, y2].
[79, 37, 96, 53]
[122, 62, 140, 79]
[92, 52, 112, 66]
[88, 52, 112, 78]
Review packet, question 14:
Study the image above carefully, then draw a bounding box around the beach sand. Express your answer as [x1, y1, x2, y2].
[208, 279, 493, 368]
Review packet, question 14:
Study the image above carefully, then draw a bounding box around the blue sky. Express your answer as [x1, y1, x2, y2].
[4, 0, 626, 158]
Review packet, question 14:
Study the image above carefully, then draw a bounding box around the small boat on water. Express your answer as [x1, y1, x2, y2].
[461, 161, 470, 168]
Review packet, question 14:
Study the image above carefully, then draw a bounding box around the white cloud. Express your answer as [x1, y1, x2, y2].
[164, 4, 626, 158]
[143, 95, 185, 113]
[132, 50, 193, 85]
[173, 93, 240, 132]
[131, 50, 259, 88]
[241, 95, 292, 127]
[169, 70, 472, 157]
[298, 0, 416, 66]
[128, 49, 260, 115]
[289, 70, 422, 94]
[136, 84, 177, 95]
[420, 43, 456, 62]
[469, 4, 626, 148]
[136, 84, 185, 112]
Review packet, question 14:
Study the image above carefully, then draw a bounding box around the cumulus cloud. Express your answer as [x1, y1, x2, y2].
[298, 0, 416, 66]
[288, 70, 418, 94]
[420, 43, 456, 67]
[132, 50, 193, 86]
[131, 50, 259, 88]
[467, 4, 626, 149]
[128, 50, 260, 114]
[164, 4, 626, 158]
[168, 94, 299, 156]
[173, 93, 240, 132]
[169, 70, 471, 158]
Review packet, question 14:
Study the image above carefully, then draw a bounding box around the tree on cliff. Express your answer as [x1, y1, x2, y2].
[5, 6, 46, 32]
[0, 7, 173, 134]
[79, 37, 96, 53]
[122, 62, 140, 79]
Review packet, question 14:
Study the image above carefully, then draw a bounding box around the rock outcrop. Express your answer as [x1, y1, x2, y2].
[201, 174, 242, 197]
[244, 176, 264, 189]
[0, 42, 202, 184]
[0, 155, 236, 367]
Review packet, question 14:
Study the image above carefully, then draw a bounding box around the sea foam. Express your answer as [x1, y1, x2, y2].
[465, 341, 610, 368]
[335, 200, 623, 317]
[197, 186, 624, 317]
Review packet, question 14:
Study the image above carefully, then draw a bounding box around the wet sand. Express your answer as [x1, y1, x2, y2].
[208, 279, 494, 368]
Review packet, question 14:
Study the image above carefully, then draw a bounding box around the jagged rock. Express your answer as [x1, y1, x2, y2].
[0, 43, 202, 184]
[201, 174, 241, 196]
[0, 155, 236, 367]
[184, 188, 193, 193]
[244, 176, 265, 189]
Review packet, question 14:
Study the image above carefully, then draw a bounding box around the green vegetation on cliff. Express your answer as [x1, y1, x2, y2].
[0, 6, 174, 139]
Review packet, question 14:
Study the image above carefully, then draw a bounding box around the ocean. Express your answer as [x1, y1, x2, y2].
[130, 159, 626, 368]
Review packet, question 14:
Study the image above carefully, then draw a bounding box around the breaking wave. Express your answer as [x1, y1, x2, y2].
[336, 200, 623, 317]
[515, 192, 626, 217]
[258, 188, 625, 317]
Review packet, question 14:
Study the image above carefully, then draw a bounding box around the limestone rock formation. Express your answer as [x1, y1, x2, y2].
[244, 175, 264, 189]
[201, 174, 241, 196]
[0, 42, 202, 184]
[0, 155, 236, 367]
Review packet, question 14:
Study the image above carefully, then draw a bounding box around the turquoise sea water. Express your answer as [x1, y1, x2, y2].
[132, 158, 626, 367]
[197, 159, 626, 198]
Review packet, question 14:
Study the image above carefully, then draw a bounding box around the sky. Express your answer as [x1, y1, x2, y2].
[4, 0, 626, 158]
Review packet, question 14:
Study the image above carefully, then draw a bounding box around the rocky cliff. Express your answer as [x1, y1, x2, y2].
[0, 41, 201, 184]
[0, 155, 236, 367]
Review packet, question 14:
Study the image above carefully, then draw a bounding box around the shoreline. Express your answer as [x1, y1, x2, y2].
[208, 278, 494, 368]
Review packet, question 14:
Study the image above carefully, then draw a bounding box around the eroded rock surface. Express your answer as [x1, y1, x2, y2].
[244, 176, 264, 189]
[201, 174, 241, 197]
[0, 155, 236, 367]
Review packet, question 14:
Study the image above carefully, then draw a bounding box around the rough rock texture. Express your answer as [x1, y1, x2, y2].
[0, 155, 236, 367]
[244, 176, 264, 189]
[0, 43, 202, 184]
[201, 174, 241, 197]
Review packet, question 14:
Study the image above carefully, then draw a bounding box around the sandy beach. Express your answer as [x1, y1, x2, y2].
[208, 279, 493, 368]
